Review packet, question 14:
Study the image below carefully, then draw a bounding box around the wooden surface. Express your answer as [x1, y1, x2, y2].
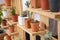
[17, 24, 46, 35]
[27, 8, 60, 20]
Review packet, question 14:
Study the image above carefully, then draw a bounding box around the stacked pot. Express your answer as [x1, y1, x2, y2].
[30, 0, 60, 12]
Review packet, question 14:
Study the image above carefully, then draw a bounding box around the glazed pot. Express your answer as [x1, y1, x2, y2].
[24, 18, 31, 28]
[49, 0, 59, 12]
[4, 0, 11, 7]
[1, 20, 6, 26]
[18, 16, 28, 26]
[30, 22, 39, 32]
[30, 0, 41, 8]
[4, 35, 11, 40]
[40, 0, 49, 10]
[2, 10, 8, 18]
[11, 14, 18, 22]
[7, 26, 14, 33]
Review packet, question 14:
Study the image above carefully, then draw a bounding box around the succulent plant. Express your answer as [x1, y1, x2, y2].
[21, 11, 27, 17]
[11, 7, 16, 15]
[25, 1, 30, 8]
[31, 20, 39, 23]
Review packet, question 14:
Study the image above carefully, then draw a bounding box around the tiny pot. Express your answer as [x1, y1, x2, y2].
[30, 0, 41, 8]
[2, 10, 8, 18]
[4, 0, 11, 7]
[40, 0, 49, 10]
[1, 20, 6, 26]
[7, 26, 14, 33]
[11, 14, 18, 22]
[24, 18, 31, 28]
[4, 35, 11, 40]
[49, 0, 59, 12]
[18, 16, 28, 26]
[30, 22, 39, 32]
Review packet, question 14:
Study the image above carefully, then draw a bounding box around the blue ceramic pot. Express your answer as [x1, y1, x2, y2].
[49, 0, 59, 12]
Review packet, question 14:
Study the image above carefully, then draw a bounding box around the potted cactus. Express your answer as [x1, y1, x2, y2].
[18, 11, 28, 26]
[30, 20, 39, 32]
[11, 7, 18, 22]
[1, 6, 8, 18]
[4, 0, 11, 7]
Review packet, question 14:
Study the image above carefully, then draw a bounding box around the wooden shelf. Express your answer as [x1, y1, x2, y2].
[6, 19, 17, 25]
[6, 31, 18, 36]
[17, 24, 46, 35]
[1, 26, 8, 29]
[27, 8, 60, 20]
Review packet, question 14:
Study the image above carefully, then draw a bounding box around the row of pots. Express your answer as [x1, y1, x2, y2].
[18, 16, 46, 32]
[30, 0, 60, 12]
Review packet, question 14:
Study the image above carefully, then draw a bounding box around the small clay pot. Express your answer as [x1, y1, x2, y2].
[4, 0, 11, 7]
[40, 0, 49, 10]
[4, 35, 11, 40]
[30, 22, 39, 32]
[24, 18, 31, 28]
[7, 26, 14, 33]
[30, 0, 41, 8]
[11, 14, 18, 22]
[1, 20, 6, 26]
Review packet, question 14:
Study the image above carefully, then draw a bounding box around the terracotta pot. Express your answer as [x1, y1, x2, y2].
[30, 22, 39, 32]
[4, 35, 11, 40]
[0, 33, 4, 40]
[11, 14, 18, 22]
[24, 18, 31, 28]
[40, 0, 49, 10]
[1, 20, 6, 26]
[4, 0, 11, 7]
[30, 0, 41, 8]
[7, 26, 14, 33]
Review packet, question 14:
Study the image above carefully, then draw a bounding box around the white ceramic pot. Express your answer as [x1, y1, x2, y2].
[2, 10, 8, 17]
[18, 16, 28, 26]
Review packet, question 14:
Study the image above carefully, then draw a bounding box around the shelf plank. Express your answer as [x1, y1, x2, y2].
[6, 31, 18, 36]
[17, 24, 46, 35]
[27, 8, 60, 20]
[6, 19, 17, 25]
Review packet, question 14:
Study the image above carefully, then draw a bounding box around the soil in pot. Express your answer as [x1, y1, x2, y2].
[40, 0, 49, 10]
[30, 21, 39, 32]
[4, 0, 11, 7]
[1, 20, 7, 26]
[30, 0, 41, 8]
[24, 18, 31, 28]
[11, 14, 18, 22]
[7, 26, 14, 33]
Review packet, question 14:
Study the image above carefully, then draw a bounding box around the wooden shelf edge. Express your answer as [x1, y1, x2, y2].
[27, 8, 60, 20]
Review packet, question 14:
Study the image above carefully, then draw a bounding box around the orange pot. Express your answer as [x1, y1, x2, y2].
[11, 14, 18, 22]
[24, 18, 31, 28]
[1, 20, 6, 26]
[5, 35, 11, 40]
[8, 26, 14, 33]
[30, 0, 41, 8]
[30, 22, 39, 32]
[4, 0, 11, 7]
[40, 0, 49, 10]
